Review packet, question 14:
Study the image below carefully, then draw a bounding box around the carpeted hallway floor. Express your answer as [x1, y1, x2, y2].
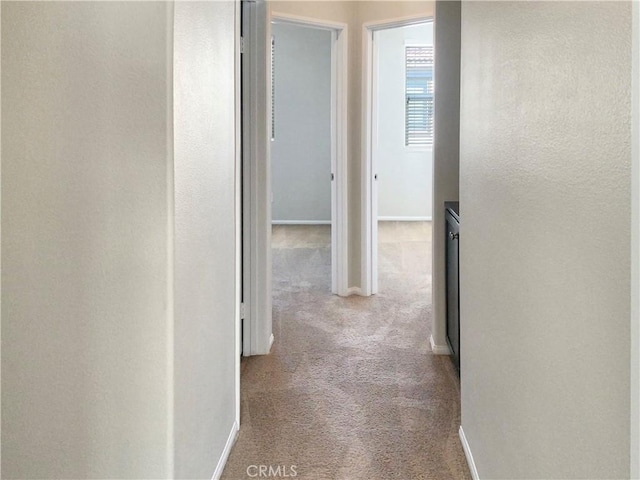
[221, 222, 471, 480]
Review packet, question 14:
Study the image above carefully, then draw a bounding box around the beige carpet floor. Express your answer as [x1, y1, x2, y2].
[221, 222, 471, 480]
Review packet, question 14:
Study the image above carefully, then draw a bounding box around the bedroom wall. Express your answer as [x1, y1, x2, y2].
[376, 22, 433, 220]
[271, 23, 332, 224]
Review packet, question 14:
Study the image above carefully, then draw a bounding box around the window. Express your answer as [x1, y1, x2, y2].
[405, 45, 434, 147]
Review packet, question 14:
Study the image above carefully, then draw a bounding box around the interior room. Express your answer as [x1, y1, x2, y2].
[270, 21, 332, 325]
[374, 19, 434, 324]
[270, 21, 333, 298]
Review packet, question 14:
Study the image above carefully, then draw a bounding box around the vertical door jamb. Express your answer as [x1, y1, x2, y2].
[242, 0, 273, 356]
[361, 15, 435, 298]
[271, 12, 349, 297]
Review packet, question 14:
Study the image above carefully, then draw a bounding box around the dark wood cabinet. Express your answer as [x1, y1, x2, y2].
[445, 202, 460, 372]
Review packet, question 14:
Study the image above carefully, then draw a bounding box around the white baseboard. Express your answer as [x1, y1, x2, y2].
[378, 216, 432, 222]
[211, 421, 239, 480]
[429, 334, 451, 355]
[272, 220, 331, 225]
[459, 426, 480, 480]
[346, 286, 363, 296]
[269, 333, 275, 351]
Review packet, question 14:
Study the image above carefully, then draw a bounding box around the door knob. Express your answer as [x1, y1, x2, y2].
[449, 232, 459, 240]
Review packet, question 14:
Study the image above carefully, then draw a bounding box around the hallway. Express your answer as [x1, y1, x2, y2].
[222, 223, 471, 479]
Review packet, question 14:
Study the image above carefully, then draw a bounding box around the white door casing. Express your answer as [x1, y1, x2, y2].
[271, 11, 349, 298]
[242, 0, 273, 356]
[361, 15, 433, 297]
[241, 7, 349, 356]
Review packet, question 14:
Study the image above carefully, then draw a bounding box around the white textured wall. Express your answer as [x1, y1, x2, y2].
[376, 22, 433, 220]
[2, 2, 239, 478]
[173, 2, 238, 478]
[632, 2, 640, 476]
[460, 2, 631, 478]
[431, 0, 460, 351]
[1, 2, 172, 478]
[271, 23, 331, 223]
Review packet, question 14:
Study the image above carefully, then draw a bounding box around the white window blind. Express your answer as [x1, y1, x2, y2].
[271, 36, 275, 141]
[405, 45, 434, 146]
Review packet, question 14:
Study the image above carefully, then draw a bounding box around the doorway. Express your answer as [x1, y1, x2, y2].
[241, 7, 349, 357]
[269, 13, 348, 299]
[362, 17, 434, 296]
[270, 22, 333, 294]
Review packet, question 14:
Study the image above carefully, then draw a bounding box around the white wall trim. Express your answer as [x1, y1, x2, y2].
[378, 216, 432, 222]
[234, 0, 242, 428]
[331, 22, 349, 297]
[361, 15, 434, 297]
[363, 13, 435, 31]
[459, 426, 480, 480]
[269, 333, 275, 352]
[632, 0, 640, 476]
[430, 334, 451, 355]
[347, 286, 363, 296]
[211, 421, 239, 480]
[361, 24, 375, 296]
[271, 11, 347, 32]
[242, 0, 273, 357]
[271, 11, 349, 298]
[165, 2, 175, 476]
[272, 220, 331, 225]
[0, 2, 3, 475]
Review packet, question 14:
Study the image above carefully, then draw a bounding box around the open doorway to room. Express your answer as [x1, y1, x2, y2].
[361, 18, 438, 360]
[373, 22, 434, 300]
[240, 5, 348, 357]
[269, 12, 349, 304]
[270, 22, 333, 299]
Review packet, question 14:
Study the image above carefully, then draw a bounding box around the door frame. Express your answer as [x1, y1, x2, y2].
[270, 11, 349, 297]
[631, 0, 639, 475]
[242, 0, 273, 356]
[361, 15, 434, 296]
[234, 0, 242, 427]
[241, 7, 350, 357]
